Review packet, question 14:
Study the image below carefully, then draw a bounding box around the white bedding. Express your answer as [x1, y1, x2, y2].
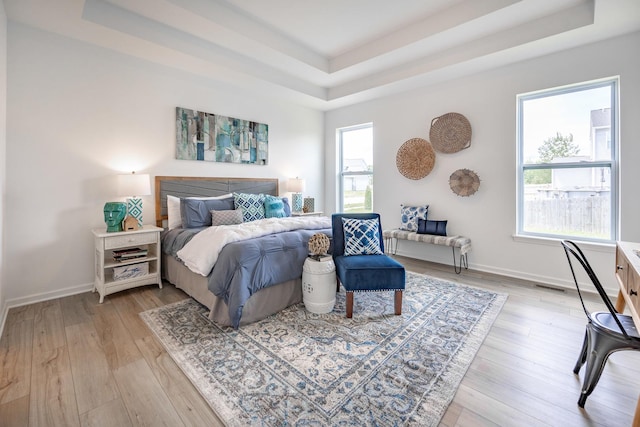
[176, 216, 331, 276]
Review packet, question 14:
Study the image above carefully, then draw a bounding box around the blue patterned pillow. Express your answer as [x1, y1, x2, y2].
[342, 218, 383, 256]
[400, 204, 429, 232]
[233, 193, 266, 222]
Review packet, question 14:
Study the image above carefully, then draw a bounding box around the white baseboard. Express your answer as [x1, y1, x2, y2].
[466, 262, 575, 290]
[393, 249, 617, 297]
[392, 247, 565, 284]
[0, 282, 94, 339]
[469, 263, 619, 297]
[0, 301, 8, 343]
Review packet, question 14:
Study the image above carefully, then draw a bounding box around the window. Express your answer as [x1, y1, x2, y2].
[338, 123, 373, 213]
[517, 78, 618, 242]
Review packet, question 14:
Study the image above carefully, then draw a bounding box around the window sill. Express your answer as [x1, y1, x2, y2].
[512, 234, 615, 254]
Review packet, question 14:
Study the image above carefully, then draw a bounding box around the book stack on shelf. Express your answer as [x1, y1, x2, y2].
[113, 247, 148, 262]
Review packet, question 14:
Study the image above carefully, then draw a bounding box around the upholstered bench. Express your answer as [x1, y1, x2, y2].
[382, 229, 472, 274]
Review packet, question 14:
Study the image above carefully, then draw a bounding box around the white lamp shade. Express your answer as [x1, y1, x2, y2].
[288, 178, 306, 193]
[117, 173, 151, 197]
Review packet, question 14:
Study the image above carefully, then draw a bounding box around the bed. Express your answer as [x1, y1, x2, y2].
[155, 176, 332, 328]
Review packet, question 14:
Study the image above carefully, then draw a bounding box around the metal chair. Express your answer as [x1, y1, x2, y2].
[561, 240, 640, 407]
[332, 213, 405, 318]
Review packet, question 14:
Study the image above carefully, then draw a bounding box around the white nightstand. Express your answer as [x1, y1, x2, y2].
[292, 211, 325, 217]
[92, 225, 163, 303]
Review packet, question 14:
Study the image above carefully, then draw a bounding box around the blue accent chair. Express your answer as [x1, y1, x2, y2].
[332, 213, 406, 318]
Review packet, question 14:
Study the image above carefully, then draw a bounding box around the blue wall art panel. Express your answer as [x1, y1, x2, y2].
[176, 107, 268, 165]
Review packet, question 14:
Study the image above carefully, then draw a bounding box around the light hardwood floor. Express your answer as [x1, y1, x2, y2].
[1, 257, 639, 427]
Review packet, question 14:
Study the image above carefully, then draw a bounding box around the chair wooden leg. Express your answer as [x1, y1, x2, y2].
[394, 290, 402, 315]
[346, 292, 354, 318]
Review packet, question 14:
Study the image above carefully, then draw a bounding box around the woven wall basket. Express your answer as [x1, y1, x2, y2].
[449, 168, 480, 197]
[396, 138, 436, 180]
[429, 112, 472, 154]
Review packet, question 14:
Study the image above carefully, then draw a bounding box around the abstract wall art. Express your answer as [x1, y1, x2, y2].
[176, 107, 268, 165]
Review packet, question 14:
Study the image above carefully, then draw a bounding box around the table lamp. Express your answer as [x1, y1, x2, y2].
[288, 177, 305, 213]
[117, 172, 151, 227]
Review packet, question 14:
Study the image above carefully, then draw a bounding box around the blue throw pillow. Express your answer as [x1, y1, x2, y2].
[281, 197, 291, 217]
[417, 219, 448, 236]
[180, 197, 235, 228]
[264, 195, 286, 218]
[233, 192, 266, 222]
[400, 204, 429, 232]
[342, 217, 383, 256]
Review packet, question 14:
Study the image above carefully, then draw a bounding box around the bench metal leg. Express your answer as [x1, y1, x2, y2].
[385, 233, 469, 274]
[385, 237, 398, 255]
[452, 247, 468, 274]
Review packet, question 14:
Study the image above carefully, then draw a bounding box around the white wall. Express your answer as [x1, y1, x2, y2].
[3, 22, 639, 310]
[0, 0, 6, 333]
[325, 31, 640, 294]
[4, 23, 324, 305]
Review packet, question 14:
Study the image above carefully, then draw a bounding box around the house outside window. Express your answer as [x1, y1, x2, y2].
[338, 123, 373, 213]
[516, 78, 618, 242]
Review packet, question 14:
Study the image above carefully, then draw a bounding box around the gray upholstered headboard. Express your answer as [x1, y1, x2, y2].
[154, 176, 279, 227]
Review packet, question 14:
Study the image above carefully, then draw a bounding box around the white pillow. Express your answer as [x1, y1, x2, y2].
[167, 195, 182, 230]
[166, 193, 232, 230]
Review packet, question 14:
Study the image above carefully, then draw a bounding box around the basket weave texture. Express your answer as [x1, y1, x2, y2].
[449, 168, 480, 197]
[429, 113, 472, 153]
[396, 138, 436, 180]
[308, 233, 330, 255]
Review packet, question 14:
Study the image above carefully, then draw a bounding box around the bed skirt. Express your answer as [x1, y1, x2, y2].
[162, 254, 302, 327]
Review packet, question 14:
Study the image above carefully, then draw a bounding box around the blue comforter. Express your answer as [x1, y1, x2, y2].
[162, 226, 332, 328]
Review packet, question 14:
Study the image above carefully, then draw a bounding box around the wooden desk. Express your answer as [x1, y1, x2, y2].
[614, 241, 640, 427]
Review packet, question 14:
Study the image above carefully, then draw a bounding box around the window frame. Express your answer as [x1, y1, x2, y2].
[516, 77, 619, 243]
[338, 123, 373, 213]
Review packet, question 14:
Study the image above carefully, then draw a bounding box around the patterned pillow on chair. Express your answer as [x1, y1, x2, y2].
[342, 217, 384, 256]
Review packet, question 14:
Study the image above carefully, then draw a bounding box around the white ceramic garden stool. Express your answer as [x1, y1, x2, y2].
[302, 257, 336, 314]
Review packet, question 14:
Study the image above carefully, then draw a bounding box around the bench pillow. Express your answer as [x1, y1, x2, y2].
[400, 204, 429, 232]
[342, 217, 383, 256]
[417, 219, 448, 236]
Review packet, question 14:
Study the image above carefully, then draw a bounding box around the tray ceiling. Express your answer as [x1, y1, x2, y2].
[5, 0, 640, 110]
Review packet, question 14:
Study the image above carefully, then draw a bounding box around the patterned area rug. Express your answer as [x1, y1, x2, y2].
[141, 272, 507, 426]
